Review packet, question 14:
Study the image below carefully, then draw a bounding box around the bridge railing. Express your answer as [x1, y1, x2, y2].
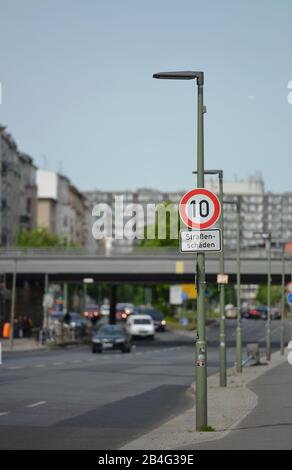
[0, 246, 284, 259]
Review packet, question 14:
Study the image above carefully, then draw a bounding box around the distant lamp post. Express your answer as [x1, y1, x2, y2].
[280, 243, 286, 355]
[83, 278, 94, 313]
[193, 169, 227, 386]
[225, 199, 242, 372]
[254, 231, 272, 360]
[153, 70, 208, 430]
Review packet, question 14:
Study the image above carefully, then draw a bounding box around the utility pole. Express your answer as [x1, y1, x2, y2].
[280, 245, 286, 355]
[195, 73, 208, 430]
[193, 169, 226, 386]
[225, 199, 242, 372]
[9, 260, 17, 350]
[266, 234, 272, 361]
[236, 200, 242, 372]
[43, 273, 49, 335]
[254, 231, 272, 361]
[218, 171, 226, 387]
[152, 70, 207, 430]
[63, 283, 68, 314]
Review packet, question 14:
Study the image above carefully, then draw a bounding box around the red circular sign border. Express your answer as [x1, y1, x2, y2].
[179, 188, 221, 229]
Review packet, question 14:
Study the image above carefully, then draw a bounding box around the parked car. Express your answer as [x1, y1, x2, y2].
[136, 307, 166, 331]
[244, 305, 268, 320]
[270, 307, 281, 320]
[92, 324, 131, 353]
[126, 314, 155, 339]
[225, 304, 237, 319]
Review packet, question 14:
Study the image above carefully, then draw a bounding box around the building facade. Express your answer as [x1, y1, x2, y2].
[37, 169, 88, 247]
[0, 126, 37, 246]
[85, 175, 292, 254]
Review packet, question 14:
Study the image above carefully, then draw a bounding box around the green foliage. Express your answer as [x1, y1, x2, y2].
[256, 285, 282, 306]
[140, 201, 179, 247]
[17, 227, 73, 248]
[199, 425, 215, 432]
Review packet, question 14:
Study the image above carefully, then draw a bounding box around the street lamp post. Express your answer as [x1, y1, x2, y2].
[193, 169, 226, 386]
[254, 231, 272, 361]
[280, 244, 286, 355]
[225, 199, 242, 373]
[235, 200, 242, 372]
[82, 278, 94, 314]
[9, 259, 17, 350]
[153, 70, 208, 430]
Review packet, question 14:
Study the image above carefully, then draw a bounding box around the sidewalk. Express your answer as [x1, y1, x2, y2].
[184, 358, 292, 450]
[120, 350, 288, 450]
[0, 338, 45, 353]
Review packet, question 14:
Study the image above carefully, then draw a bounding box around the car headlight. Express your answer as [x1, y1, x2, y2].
[92, 338, 101, 343]
[115, 338, 124, 343]
[161, 320, 166, 325]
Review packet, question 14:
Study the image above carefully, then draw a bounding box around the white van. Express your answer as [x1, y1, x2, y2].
[126, 314, 155, 339]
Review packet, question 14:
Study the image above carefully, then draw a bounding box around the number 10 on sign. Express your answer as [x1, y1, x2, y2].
[179, 188, 221, 229]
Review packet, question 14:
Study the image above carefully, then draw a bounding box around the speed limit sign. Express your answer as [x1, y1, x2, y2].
[179, 188, 221, 229]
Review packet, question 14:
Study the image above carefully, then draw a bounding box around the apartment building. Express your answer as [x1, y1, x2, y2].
[0, 126, 37, 246]
[37, 169, 88, 247]
[85, 176, 273, 253]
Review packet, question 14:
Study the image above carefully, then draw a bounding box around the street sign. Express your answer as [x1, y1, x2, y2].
[287, 282, 292, 293]
[288, 293, 292, 305]
[217, 274, 229, 284]
[179, 188, 221, 229]
[42, 293, 54, 309]
[181, 284, 197, 300]
[169, 285, 183, 305]
[180, 229, 221, 253]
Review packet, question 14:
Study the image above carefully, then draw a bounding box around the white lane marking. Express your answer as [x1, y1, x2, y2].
[6, 366, 22, 370]
[0, 412, 9, 417]
[258, 325, 281, 342]
[26, 401, 47, 408]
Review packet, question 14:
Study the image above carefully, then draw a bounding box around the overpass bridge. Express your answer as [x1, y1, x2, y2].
[0, 248, 290, 285]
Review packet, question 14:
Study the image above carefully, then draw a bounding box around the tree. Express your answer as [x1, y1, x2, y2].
[256, 285, 282, 306]
[17, 227, 72, 248]
[140, 201, 179, 248]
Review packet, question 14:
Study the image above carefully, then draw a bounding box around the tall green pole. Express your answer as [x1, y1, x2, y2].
[9, 260, 17, 350]
[236, 200, 242, 373]
[83, 283, 87, 313]
[218, 172, 226, 387]
[43, 273, 49, 333]
[266, 234, 272, 361]
[63, 283, 68, 315]
[280, 246, 285, 355]
[195, 73, 207, 431]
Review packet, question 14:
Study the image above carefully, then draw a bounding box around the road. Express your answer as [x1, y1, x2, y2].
[0, 319, 288, 449]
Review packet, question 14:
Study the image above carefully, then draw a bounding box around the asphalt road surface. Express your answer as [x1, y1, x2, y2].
[0, 319, 287, 449]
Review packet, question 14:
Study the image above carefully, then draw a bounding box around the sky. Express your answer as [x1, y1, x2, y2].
[0, 0, 292, 193]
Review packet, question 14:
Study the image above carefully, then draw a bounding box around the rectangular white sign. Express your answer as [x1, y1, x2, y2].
[180, 229, 221, 253]
[169, 285, 183, 305]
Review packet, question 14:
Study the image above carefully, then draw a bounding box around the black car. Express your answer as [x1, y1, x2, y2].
[137, 307, 166, 331]
[92, 324, 132, 353]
